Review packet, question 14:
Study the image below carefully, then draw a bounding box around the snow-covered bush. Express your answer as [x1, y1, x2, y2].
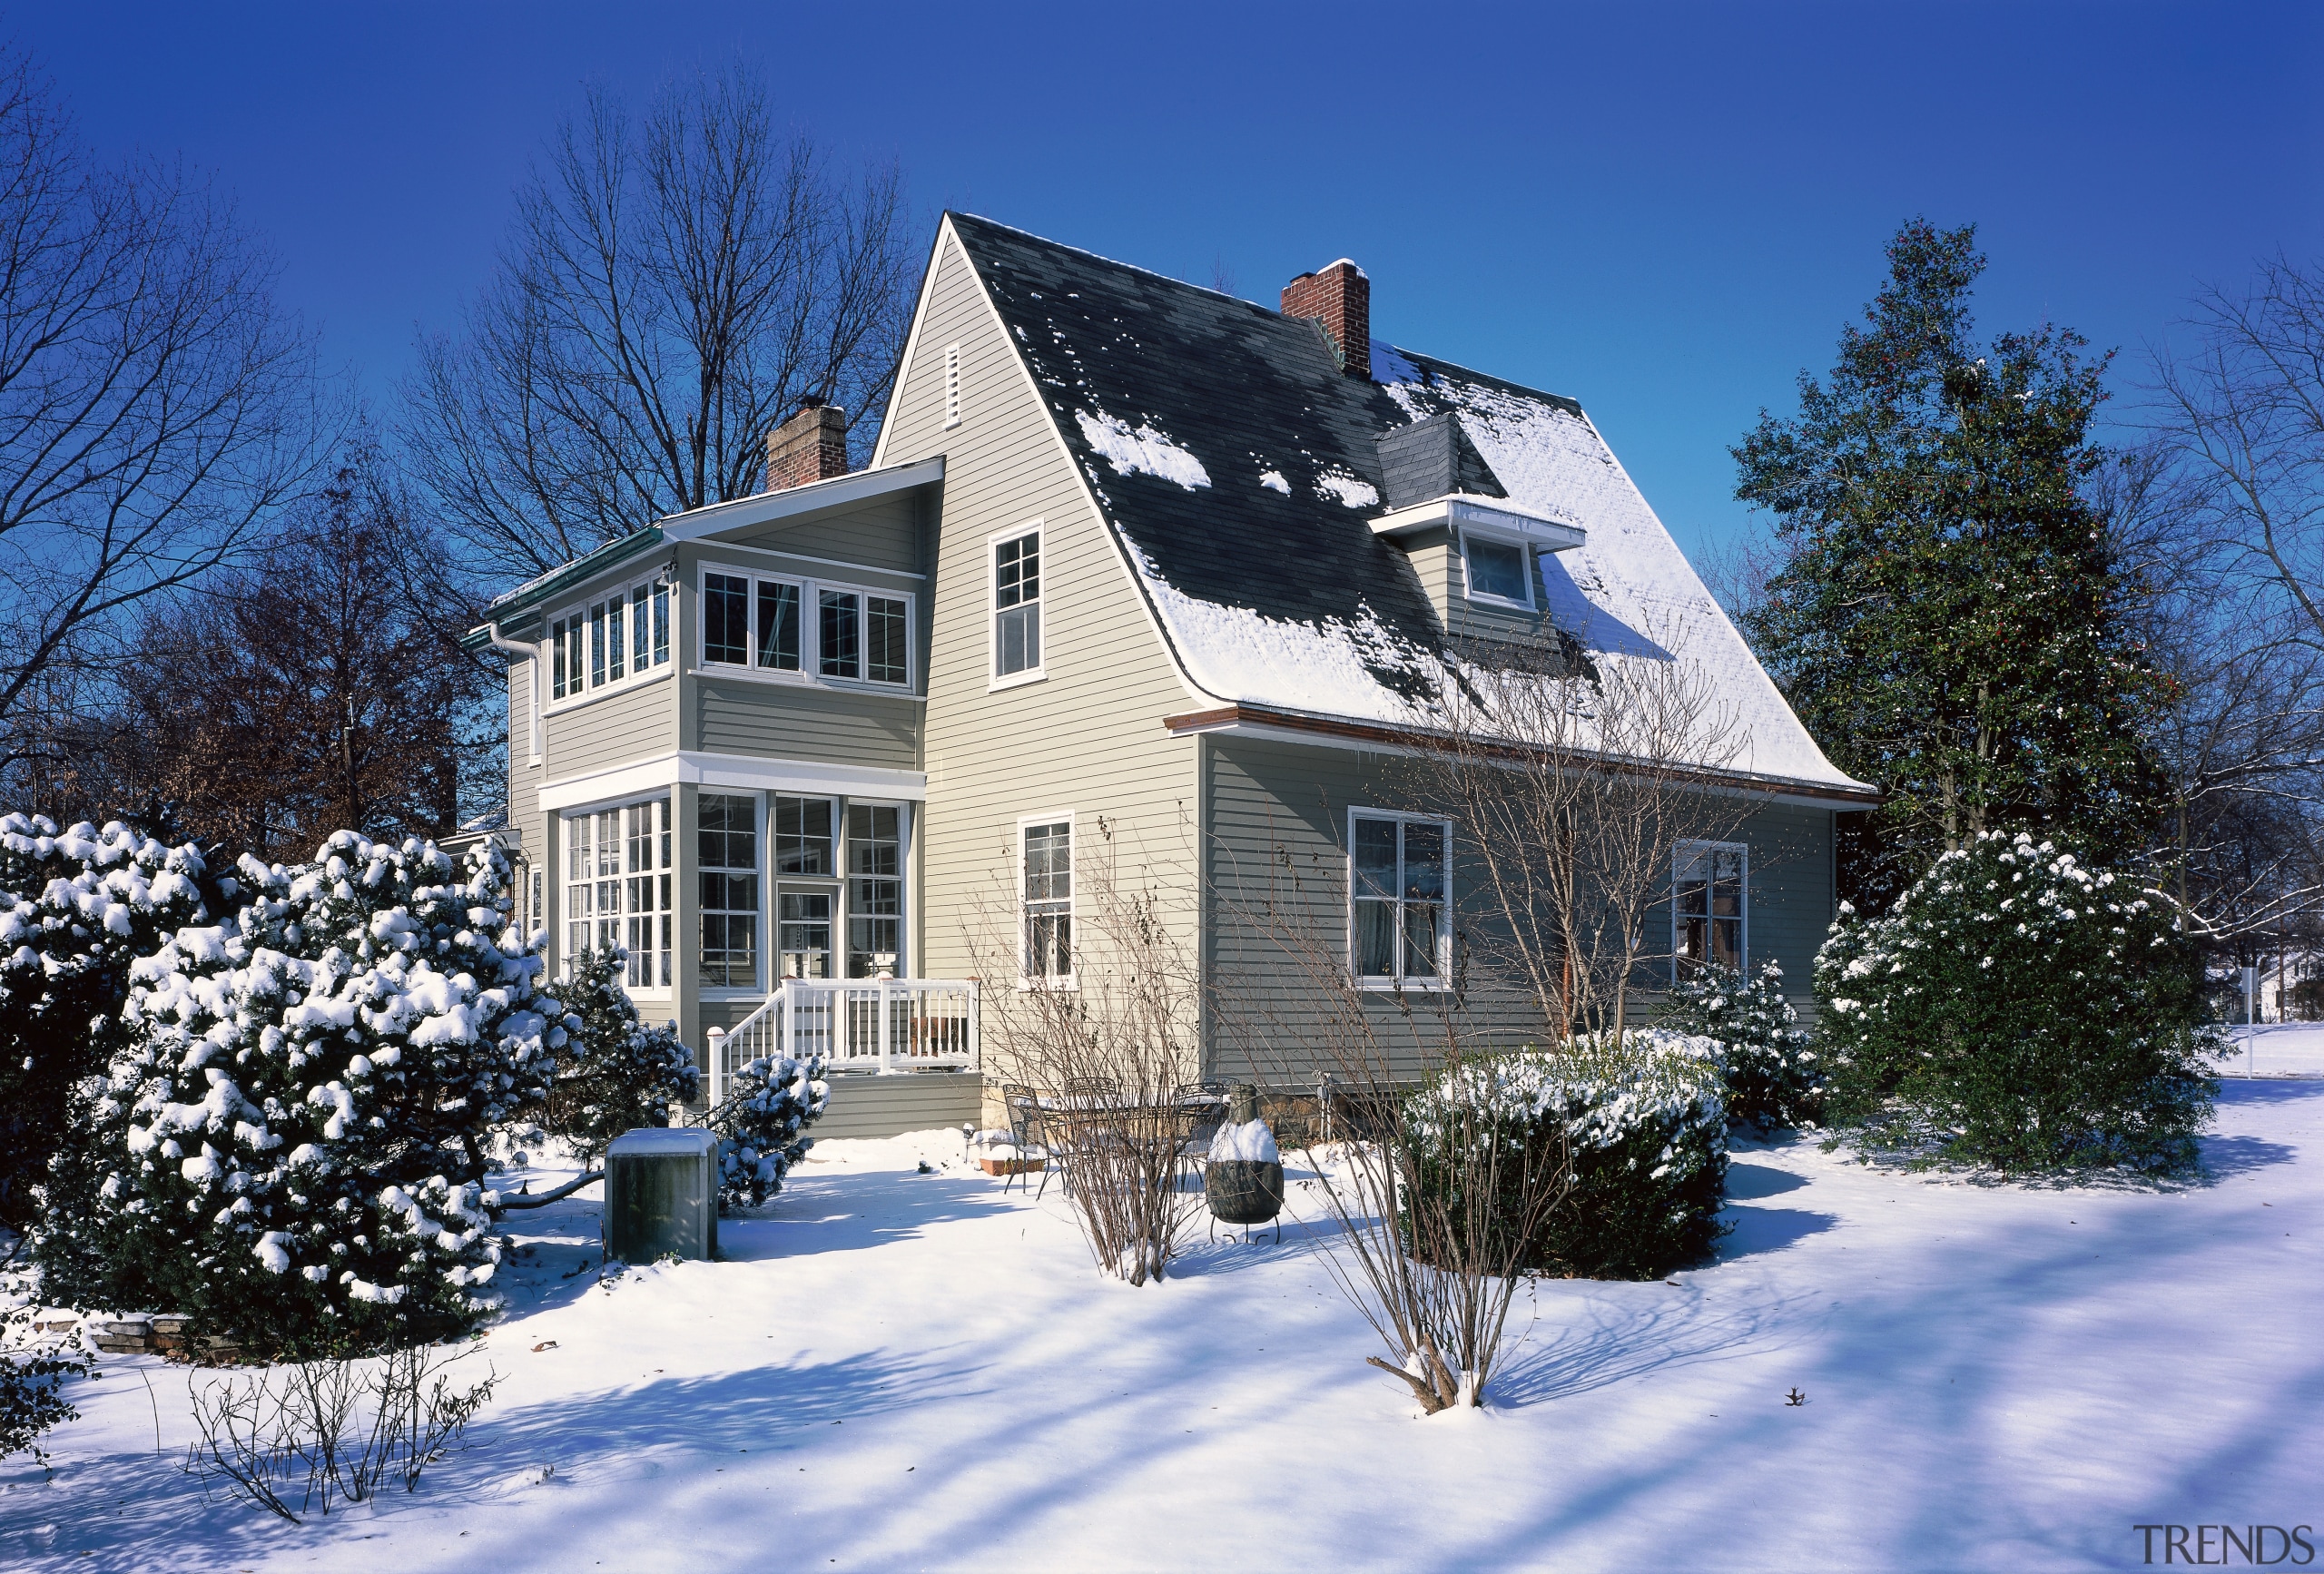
[1816, 831, 2221, 1174]
[537, 948, 701, 1167]
[707, 1053, 828, 1212]
[1, 1266, 90, 1470]
[0, 814, 223, 1234]
[42, 833, 576, 1356]
[1658, 959, 1820, 1131]
[1405, 1029, 1729, 1281]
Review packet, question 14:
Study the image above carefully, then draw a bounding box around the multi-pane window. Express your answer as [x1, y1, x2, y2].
[698, 793, 760, 989]
[847, 804, 902, 978]
[701, 569, 907, 687]
[704, 573, 750, 665]
[819, 589, 860, 680]
[758, 581, 800, 670]
[994, 530, 1041, 679]
[778, 890, 832, 979]
[1021, 819, 1071, 980]
[1674, 841, 1746, 977]
[549, 578, 668, 703]
[773, 795, 834, 876]
[564, 801, 672, 988]
[1351, 812, 1451, 986]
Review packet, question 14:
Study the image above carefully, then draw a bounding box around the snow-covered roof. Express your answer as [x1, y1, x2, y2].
[947, 214, 1871, 800]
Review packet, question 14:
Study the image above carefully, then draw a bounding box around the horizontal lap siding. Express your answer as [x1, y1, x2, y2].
[506, 657, 547, 912]
[547, 679, 675, 781]
[1205, 737, 1541, 1085]
[724, 494, 921, 575]
[881, 227, 1199, 1008]
[1724, 800, 1836, 1011]
[813, 1072, 982, 1140]
[691, 679, 921, 768]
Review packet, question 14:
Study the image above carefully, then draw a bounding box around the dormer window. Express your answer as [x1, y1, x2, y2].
[1461, 530, 1533, 610]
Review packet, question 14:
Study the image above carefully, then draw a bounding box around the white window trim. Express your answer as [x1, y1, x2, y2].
[989, 520, 1047, 692]
[1348, 807, 1455, 992]
[560, 796, 675, 999]
[697, 787, 767, 1001]
[842, 798, 911, 981]
[544, 570, 675, 714]
[1457, 526, 1536, 613]
[1016, 811, 1076, 989]
[1672, 838, 1749, 979]
[943, 342, 962, 428]
[694, 561, 916, 694]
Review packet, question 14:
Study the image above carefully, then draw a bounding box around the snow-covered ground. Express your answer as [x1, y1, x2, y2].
[8, 1077, 2320, 1573]
[2218, 1020, 2324, 1078]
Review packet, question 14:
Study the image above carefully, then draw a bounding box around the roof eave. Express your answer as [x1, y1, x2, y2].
[1162, 701, 1884, 809]
[1372, 494, 1588, 552]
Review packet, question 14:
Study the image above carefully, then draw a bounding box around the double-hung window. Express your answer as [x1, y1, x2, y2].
[1674, 841, 1746, 977]
[1020, 818, 1071, 981]
[992, 528, 1041, 681]
[847, 805, 902, 978]
[700, 566, 909, 688]
[773, 795, 836, 979]
[698, 793, 761, 989]
[565, 798, 672, 989]
[1351, 812, 1452, 987]
[548, 575, 670, 702]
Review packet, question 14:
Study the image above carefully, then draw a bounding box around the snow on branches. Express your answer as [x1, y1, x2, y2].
[67, 832, 577, 1354]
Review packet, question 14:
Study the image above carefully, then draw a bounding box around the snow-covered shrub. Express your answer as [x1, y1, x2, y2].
[1, 1266, 90, 1470]
[1816, 831, 2221, 1174]
[1405, 1029, 1728, 1281]
[537, 948, 701, 1166]
[0, 814, 224, 1234]
[1658, 959, 1821, 1131]
[44, 833, 576, 1356]
[707, 1053, 828, 1212]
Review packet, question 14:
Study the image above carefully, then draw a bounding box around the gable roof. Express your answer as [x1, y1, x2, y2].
[941, 212, 1870, 800]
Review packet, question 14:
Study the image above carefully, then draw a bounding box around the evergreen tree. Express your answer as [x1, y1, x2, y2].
[538, 948, 701, 1168]
[1734, 220, 2171, 910]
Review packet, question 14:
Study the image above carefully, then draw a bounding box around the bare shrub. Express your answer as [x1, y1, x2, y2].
[968, 815, 1200, 1284]
[184, 1342, 498, 1523]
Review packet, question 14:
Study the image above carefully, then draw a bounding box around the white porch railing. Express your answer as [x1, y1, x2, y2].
[706, 978, 979, 1105]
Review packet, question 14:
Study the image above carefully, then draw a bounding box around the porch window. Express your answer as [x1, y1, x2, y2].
[705, 573, 750, 666]
[819, 589, 861, 679]
[847, 804, 902, 978]
[698, 792, 760, 989]
[1021, 818, 1071, 980]
[1674, 841, 1746, 977]
[773, 795, 834, 876]
[778, 890, 832, 979]
[1351, 811, 1451, 987]
[564, 799, 673, 989]
[993, 528, 1041, 680]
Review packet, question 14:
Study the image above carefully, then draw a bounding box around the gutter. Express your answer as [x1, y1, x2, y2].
[486, 621, 544, 766]
[1161, 701, 1885, 809]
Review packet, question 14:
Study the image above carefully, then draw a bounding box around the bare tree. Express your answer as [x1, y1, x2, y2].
[1418, 623, 1754, 1041]
[2138, 259, 2324, 943]
[967, 815, 1201, 1285]
[401, 63, 915, 584]
[0, 44, 329, 783]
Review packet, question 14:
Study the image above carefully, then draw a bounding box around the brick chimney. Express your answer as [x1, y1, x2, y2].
[1282, 260, 1370, 378]
[764, 398, 850, 491]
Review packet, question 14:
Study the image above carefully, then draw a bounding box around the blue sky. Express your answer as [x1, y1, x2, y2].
[8, 2, 2319, 564]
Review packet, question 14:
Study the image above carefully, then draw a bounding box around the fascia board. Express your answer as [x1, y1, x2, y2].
[1372, 494, 1587, 552]
[658, 457, 945, 543]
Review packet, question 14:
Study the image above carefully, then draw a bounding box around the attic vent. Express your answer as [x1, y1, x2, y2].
[944, 343, 962, 428]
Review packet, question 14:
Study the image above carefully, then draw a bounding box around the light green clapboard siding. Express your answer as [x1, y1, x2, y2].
[1202, 734, 1837, 1082]
[689, 678, 921, 766]
[545, 674, 675, 781]
[504, 655, 548, 917]
[879, 223, 1202, 1011]
[720, 491, 921, 576]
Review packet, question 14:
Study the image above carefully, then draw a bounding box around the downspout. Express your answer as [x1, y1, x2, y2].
[486, 621, 544, 767]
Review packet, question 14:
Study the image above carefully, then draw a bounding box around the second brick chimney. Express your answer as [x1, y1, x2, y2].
[1282, 260, 1370, 378]
[764, 398, 850, 491]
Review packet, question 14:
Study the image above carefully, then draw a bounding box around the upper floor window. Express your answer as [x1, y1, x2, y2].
[1351, 811, 1451, 988]
[701, 566, 910, 689]
[1460, 531, 1533, 611]
[1674, 841, 1746, 978]
[1021, 817, 1071, 981]
[549, 575, 671, 703]
[993, 527, 1042, 683]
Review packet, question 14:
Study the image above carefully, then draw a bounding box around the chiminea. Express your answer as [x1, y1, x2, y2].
[1205, 1082, 1285, 1238]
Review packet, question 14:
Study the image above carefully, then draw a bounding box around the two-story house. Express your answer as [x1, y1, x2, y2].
[465, 213, 1877, 1138]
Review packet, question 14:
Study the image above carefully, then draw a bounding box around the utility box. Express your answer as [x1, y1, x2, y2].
[606, 1127, 719, 1264]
